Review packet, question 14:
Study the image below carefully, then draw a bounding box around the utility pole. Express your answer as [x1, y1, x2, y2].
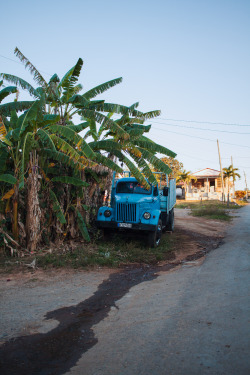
[231, 156, 235, 199]
[244, 171, 248, 199]
[217, 140, 225, 202]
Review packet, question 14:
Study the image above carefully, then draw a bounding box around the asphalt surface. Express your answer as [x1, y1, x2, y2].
[68, 205, 250, 375]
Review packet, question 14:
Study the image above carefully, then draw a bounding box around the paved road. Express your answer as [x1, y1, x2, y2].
[68, 206, 250, 375]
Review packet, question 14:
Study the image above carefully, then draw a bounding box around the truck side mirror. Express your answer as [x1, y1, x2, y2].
[163, 187, 169, 197]
[153, 186, 158, 196]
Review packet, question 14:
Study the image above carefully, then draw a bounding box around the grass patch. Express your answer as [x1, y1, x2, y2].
[36, 234, 175, 268]
[191, 206, 231, 221]
[176, 200, 243, 210]
[0, 232, 177, 271]
[176, 200, 243, 221]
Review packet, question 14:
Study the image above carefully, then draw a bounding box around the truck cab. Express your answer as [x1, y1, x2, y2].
[96, 172, 176, 247]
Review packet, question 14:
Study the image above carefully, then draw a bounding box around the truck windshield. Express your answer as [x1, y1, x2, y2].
[116, 181, 151, 195]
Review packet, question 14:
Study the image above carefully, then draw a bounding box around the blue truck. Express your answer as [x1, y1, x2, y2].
[96, 172, 176, 247]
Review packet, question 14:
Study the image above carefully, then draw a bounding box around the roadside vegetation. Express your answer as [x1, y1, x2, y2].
[176, 200, 246, 221]
[0, 47, 176, 257]
[0, 231, 178, 271]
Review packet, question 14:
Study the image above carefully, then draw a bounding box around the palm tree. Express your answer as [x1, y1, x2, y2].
[177, 170, 196, 195]
[223, 165, 240, 206]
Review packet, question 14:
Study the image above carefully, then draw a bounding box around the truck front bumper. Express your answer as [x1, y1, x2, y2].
[96, 221, 157, 232]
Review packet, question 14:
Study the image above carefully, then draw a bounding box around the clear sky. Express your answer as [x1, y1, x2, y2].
[1, 0, 250, 190]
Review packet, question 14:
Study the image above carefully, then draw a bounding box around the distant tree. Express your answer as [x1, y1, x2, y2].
[160, 157, 183, 179]
[235, 190, 245, 199]
[177, 170, 196, 193]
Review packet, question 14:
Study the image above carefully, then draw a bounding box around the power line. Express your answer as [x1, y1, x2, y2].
[157, 117, 250, 127]
[150, 126, 250, 149]
[150, 120, 250, 134]
[222, 157, 250, 159]
[176, 152, 218, 164]
[0, 54, 51, 77]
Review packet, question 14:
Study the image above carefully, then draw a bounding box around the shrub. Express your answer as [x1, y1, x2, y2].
[235, 191, 245, 199]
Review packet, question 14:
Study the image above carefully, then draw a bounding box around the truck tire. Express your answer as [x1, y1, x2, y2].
[166, 209, 174, 231]
[147, 219, 162, 248]
[103, 229, 112, 240]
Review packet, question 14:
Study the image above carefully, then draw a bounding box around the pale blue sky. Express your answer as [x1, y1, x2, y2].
[1, 0, 250, 190]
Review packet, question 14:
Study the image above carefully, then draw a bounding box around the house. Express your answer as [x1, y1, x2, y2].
[184, 168, 233, 201]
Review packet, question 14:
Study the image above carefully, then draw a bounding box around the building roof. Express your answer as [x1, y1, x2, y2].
[192, 168, 221, 178]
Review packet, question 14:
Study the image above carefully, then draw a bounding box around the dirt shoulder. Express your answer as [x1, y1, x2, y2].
[175, 207, 228, 236]
[0, 209, 228, 342]
[166, 208, 227, 263]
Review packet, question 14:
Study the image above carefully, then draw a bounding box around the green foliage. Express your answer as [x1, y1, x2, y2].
[49, 190, 66, 224]
[61, 58, 84, 102]
[0, 47, 177, 252]
[0, 149, 8, 174]
[82, 77, 123, 99]
[37, 129, 57, 151]
[80, 109, 129, 139]
[160, 157, 184, 179]
[66, 121, 89, 133]
[0, 174, 17, 185]
[94, 153, 123, 172]
[49, 124, 96, 159]
[223, 165, 241, 182]
[51, 176, 89, 187]
[0, 101, 35, 116]
[14, 47, 48, 88]
[0, 74, 37, 97]
[76, 209, 90, 242]
[135, 137, 176, 158]
[191, 205, 231, 221]
[0, 86, 18, 102]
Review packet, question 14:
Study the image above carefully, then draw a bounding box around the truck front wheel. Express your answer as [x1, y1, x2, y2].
[147, 219, 162, 248]
[103, 228, 112, 240]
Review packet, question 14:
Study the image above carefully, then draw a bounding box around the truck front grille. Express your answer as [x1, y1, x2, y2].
[116, 203, 137, 222]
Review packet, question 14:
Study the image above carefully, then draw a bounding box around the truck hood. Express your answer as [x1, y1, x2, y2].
[115, 195, 155, 204]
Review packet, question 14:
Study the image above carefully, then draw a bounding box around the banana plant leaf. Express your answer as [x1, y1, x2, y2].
[51, 176, 89, 187]
[0, 174, 17, 185]
[76, 209, 90, 242]
[82, 78, 122, 100]
[0, 100, 35, 117]
[0, 86, 18, 103]
[49, 190, 66, 224]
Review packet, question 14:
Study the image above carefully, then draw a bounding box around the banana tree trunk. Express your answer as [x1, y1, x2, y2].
[12, 183, 19, 241]
[26, 151, 41, 252]
[104, 155, 116, 206]
[82, 166, 110, 225]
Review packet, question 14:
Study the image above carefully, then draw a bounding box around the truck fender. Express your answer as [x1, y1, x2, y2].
[96, 206, 114, 222]
[140, 209, 161, 226]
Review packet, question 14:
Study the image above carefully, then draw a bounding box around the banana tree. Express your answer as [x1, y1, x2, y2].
[82, 105, 176, 187]
[1, 48, 128, 139]
[0, 79, 35, 117]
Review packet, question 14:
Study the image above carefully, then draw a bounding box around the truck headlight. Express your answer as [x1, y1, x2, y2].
[143, 212, 151, 220]
[104, 209, 112, 218]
